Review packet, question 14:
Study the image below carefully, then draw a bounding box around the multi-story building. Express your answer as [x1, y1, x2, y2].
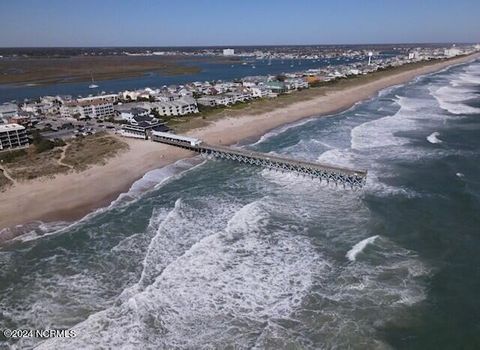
[152, 97, 199, 116]
[61, 100, 114, 119]
[77, 94, 118, 104]
[0, 123, 29, 151]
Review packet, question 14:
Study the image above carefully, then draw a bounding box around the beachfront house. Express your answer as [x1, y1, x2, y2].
[197, 94, 234, 107]
[284, 78, 309, 90]
[264, 81, 287, 94]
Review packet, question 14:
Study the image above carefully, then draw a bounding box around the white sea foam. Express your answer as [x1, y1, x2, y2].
[346, 235, 379, 261]
[437, 85, 476, 102]
[433, 96, 480, 115]
[39, 199, 321, 349]
[350, 95, 423, 150]
[250, 102, 364, 147]
[317, 148, 356, 169]
[427, 131, 443, 144]
[457, 72, 480, 85]
[430, 82, 480, 115]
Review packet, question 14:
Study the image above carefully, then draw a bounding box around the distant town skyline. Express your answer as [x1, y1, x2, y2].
[1, 0, 479, 47]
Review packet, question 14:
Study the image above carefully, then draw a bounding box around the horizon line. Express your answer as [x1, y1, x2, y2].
[0, 41, 475, 50]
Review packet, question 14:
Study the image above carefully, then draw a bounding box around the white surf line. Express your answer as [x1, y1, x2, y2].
[346, 235, 379, 261]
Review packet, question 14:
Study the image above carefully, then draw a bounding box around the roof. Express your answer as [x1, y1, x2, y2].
[133, 115, 156, 123]
[152, 131, 200, 144]
[0, 103, 18, 113]
[121, 107, 149, 115]
[65, 100, 113, 107]
[0, 123, 25, 132]
[265, 81, 286, 88]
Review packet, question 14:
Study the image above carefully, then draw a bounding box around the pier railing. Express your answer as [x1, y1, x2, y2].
[151, 134, 367, 188]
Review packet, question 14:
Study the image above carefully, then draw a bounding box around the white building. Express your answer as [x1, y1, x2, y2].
[0, 123, 29, 151]
[0, 103, 18, 122]
[223, 48, 235, 56]
[61, 100, 114, 119]
[197, 95, 234, 107]
[408, 51, 420, 60]
[77, 94, 118, 104]
[284, 78, 309, 90]
[249, 86, 271, 98]
[444, 47, 462, 57]
[152, 97, 199, 116]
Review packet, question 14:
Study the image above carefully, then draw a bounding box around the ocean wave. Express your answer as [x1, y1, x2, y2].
[38, 199, 321, 349]
[430, 85, 480, 115]
[457, 72, 480, 85]
[346, 235, 379, 261]
[350, 95, 422, 150]
[427, 131, 443, 144]
[434, 85, 477, 102]
[250, 101, 366, 147]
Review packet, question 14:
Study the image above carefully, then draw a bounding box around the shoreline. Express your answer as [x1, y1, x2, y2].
[1, 53, 479, 241]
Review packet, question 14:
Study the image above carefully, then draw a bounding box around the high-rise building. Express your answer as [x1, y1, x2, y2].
[223, 48, 235, 56]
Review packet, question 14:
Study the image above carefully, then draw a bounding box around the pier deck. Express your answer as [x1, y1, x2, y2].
[151, 132, 367, 188]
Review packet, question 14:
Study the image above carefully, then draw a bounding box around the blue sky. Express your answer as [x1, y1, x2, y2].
[1, 0, 479, 47]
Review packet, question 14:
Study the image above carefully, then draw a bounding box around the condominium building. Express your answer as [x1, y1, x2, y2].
[0, 123, 29, 151]
[61, 100, 114, 119]
[152, 96, 199, 116]
[77, 94, 118, 104]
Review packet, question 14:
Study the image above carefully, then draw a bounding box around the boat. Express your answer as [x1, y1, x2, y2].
[251, 65, 256, 69]
[89, 72, 99, 89]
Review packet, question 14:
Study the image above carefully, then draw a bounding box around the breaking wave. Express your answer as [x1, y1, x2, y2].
[427, 131, 443, 144]
[346, 235, 379, 261]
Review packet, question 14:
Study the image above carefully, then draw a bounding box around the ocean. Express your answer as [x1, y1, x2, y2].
[1, 59, 480, 349]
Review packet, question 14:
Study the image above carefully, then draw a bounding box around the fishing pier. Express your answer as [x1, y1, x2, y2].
[151, 131, 367, 188]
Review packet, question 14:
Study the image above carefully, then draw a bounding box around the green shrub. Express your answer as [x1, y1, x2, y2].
[35, 139, 55, 153]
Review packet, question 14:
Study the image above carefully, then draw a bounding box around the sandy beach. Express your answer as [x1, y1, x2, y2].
[1, 53, 478, 239]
